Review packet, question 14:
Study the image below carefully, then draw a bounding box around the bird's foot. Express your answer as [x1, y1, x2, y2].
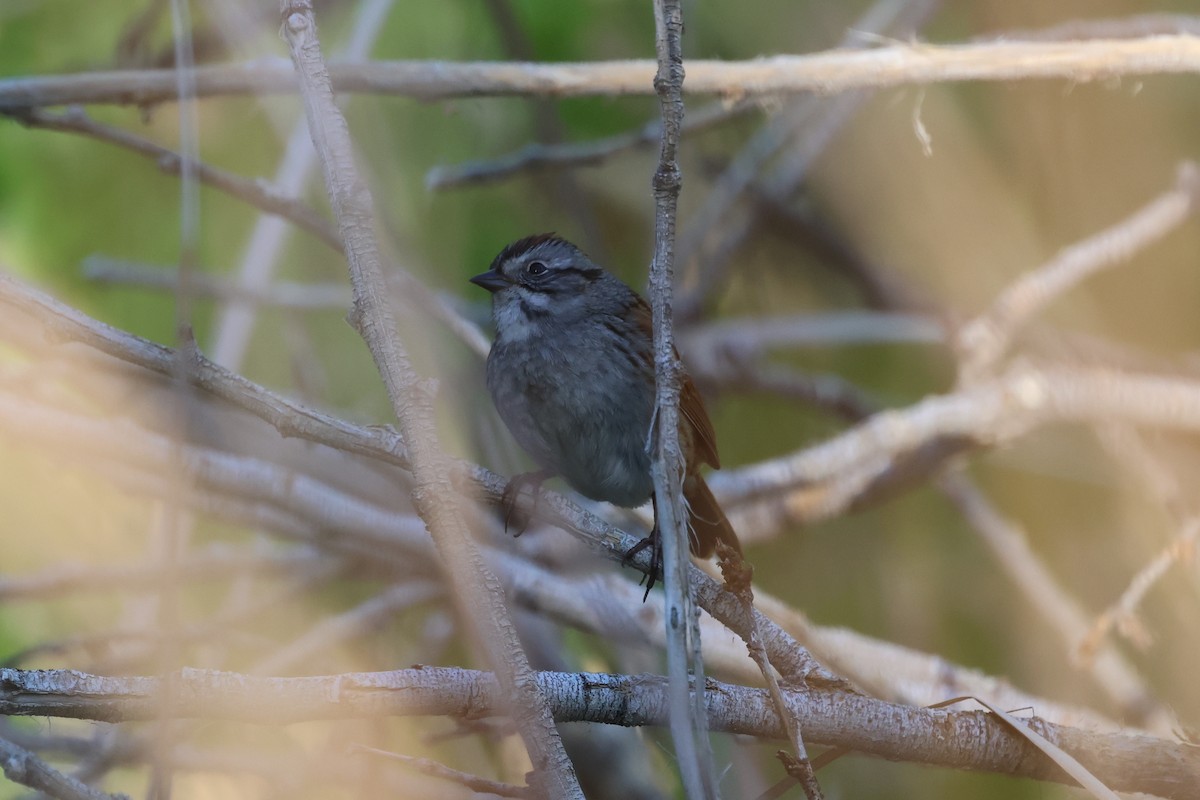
[499, 469, 554, 536]
[622, 525, 662, 602]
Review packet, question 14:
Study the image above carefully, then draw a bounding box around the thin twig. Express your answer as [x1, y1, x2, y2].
[978, 14, 1200, 42]
[718, 549, 822, 800]
[349, 745, 530, 798]
[956, 163, 1200, 382]
[251, 582, 441, 675]
[84, 257, 351, 309]
[0, 549, 323, 601]
[1077, 517, 1200, 666]
[425, 97, 759, 190]
[2, 106, 342, 252]
[938, 472, 1172, 733]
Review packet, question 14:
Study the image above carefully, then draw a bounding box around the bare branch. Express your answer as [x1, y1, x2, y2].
[1, 667, 1197, 799]
[0, 736, 129, 800]
[83, 257, 351, 309]
[939, 472, 1172, 733]
[979, 14, 1200, 42]
[278, 3, 581, 797]
[349, 746, 530, 798]
[714, 364, 1200, 514]
[2, 106, 342, 252]
[1077, 516, 1200, 666]
[425, 97, 759, 190]
[646, 3, 719, 796]
[957, 163, 1200, 381]
[8, 35, 1200, 107]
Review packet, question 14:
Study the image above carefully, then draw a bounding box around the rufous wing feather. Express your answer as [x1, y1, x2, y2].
[630, 295, 741, 558]
[683, 471, 741, 558]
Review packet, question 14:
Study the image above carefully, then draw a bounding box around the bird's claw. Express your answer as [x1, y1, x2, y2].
[499, 469, 553, 536]
[622, 525, 662, 602]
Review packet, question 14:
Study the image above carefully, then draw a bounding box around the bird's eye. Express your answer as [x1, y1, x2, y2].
[525, 261, 547, 277]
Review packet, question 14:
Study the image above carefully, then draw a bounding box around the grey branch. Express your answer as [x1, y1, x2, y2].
[425, 97, 759, 190]
[0, 736, 129, 800]
[0, 667, 1196, 799]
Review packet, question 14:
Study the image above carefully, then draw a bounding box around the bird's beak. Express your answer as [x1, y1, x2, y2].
[469, 270, 510, 293]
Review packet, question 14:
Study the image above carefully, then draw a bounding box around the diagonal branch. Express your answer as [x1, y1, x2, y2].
[277, 3, 581, 798]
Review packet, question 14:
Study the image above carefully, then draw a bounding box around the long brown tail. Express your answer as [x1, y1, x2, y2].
[682, 472, 742, 559]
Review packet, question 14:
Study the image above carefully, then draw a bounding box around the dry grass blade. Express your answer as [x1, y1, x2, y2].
[935, 696, 1120, 800]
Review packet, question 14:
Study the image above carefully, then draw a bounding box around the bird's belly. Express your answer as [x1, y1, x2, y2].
[494, 343, 655, 507]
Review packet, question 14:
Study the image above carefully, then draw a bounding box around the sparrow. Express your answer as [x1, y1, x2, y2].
[471, 234, 741, 594]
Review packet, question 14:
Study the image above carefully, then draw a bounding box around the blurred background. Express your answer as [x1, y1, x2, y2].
[2, 0, 1200, 797]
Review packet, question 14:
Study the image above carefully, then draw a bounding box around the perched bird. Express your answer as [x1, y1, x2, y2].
[471, 234, 741, 592]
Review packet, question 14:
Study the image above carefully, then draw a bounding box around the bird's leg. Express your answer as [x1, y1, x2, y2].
[500, 468, 555, 535]
[622, 494, 663, 602]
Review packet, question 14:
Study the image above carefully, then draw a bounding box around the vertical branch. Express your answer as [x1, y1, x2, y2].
[648, 0, 716, 796]
[277, 3, 582, 798]
[148, 2, 202, 797]
[210, 0, 394, 369]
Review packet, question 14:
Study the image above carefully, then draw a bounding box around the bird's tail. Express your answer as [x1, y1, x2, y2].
[682, 472, 742, 559]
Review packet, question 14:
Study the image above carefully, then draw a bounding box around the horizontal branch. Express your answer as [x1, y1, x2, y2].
[0, 667, 1195, 799]
[83, 257, 351, 309]
[714, 364, 1200, 508]
[4, 35, 1200, 108]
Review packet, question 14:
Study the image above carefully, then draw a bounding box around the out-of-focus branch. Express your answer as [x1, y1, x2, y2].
[0, 736, 129, 800]
[349, 746, 529, 798]
[1077, 516, 1200, 667]
[1, 667, 1197, 799]
[674, 0, 941, 322]
[682, 311, 943, 353]
[2, 106, 342, 252]
[980, 14, 1200, 42]
[209, 0, 395, 370]
[956, 163, 1200, 382]
[250, 582, 442, 676]
[713, 364, 1200, 512]
[80, 257, 490, 358]
[0, 271, 413, 471]
[0, 549, 324, 602]
[279, 5, 580, 797]
[8, 35, 1200, 107]
[425, 97, 758, 190]
[938, 472, 1173, 733]
[83, 257, 351, 309]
